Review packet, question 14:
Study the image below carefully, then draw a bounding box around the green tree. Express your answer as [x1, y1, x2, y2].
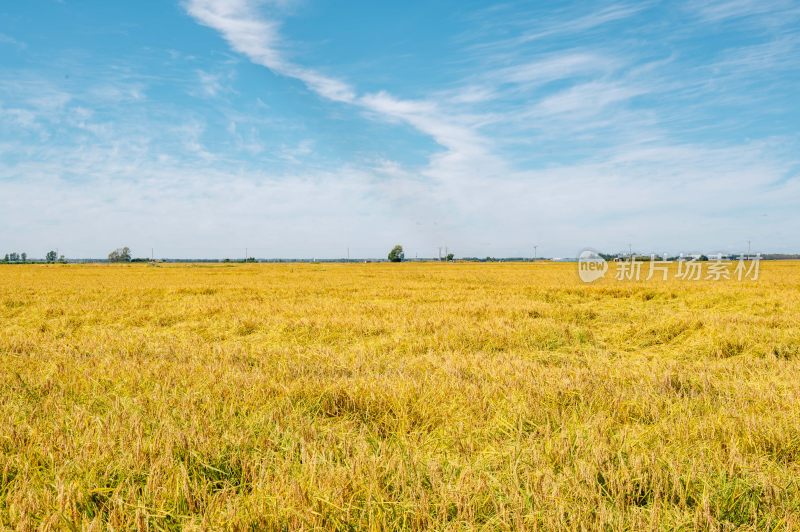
[46, 250, 58, 262]
[20, 253, 27, 262]
[388, 245, 404, 262]
[108, 247, 132, 262]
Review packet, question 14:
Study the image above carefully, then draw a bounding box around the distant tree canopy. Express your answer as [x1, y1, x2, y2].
[446, 253, 455, 261]
[108, 247, 132, 262]
[46, 250, 58, 262]
[388, 245, 404, 262]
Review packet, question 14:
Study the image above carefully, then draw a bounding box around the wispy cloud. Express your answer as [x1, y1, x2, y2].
[533, 80, 648, 117]
[460, 2, 650, 59]
[175, 0, 799, 255]
[713, 36, 800, 73]
[688, 0, 800, 23]
[184, 0, 497, 185]
[186, 0, 356, 102]
[0, 32, 27, 50]
[516, 3, 651, 44]
[196, 69, 225, 97]
[3, 126, 796, 257]
[2, 1, 798, 257]
[491, 52, 619, 88]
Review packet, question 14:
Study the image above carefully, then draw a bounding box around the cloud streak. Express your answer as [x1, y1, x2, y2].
[176, 0, 799, 255]
[1, 1, 798, 257]
[184, 0, 495, 185]
[186, 0, 355, 102]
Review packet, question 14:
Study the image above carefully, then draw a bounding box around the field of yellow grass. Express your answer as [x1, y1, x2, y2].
[2, 261, 800, 529]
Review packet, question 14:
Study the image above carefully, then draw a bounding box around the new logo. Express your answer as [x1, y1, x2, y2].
[578, 249, 608, 283]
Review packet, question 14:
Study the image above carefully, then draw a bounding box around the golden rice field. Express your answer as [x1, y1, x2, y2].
[2, 261, 800, 530]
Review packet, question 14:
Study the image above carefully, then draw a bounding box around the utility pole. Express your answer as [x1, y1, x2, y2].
[151, 248, 154, 261]
[629, 243, 632, 258]
[747, 240, 751, 257]
[438, 247, 442, 261]
[245, 248, 248, 261]
[347, 247, 350, 261]
[533, 245, 538, 262]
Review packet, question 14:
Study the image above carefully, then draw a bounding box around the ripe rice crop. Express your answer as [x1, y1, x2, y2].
[2, 262, 799, 529]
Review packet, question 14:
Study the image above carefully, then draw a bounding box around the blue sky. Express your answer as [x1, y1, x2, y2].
[1, 0, 798, 259]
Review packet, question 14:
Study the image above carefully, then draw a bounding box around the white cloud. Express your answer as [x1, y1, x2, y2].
[534, 81, 647, 117]
[517, 3, 651, 44]
[0, 33, 27, 50]
[688, 0, 800, 22]
[713, 36, 800, 74]
[2, 1, 798, 258]
[493, 52, 619, 87]
[185, 0, 356, 102]
[196, 70, 224, 97]
[177, 0, 800, 256]
[184, 0, 500, 188]
[2, 134, 797, 258]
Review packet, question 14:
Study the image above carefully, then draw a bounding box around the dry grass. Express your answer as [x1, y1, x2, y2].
[1, 261, 800, 530]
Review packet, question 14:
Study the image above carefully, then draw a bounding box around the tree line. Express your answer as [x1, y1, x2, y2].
[3, 245, 458, 263]
[1, 248, 128, 263]
[2, 251, 65, 263]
